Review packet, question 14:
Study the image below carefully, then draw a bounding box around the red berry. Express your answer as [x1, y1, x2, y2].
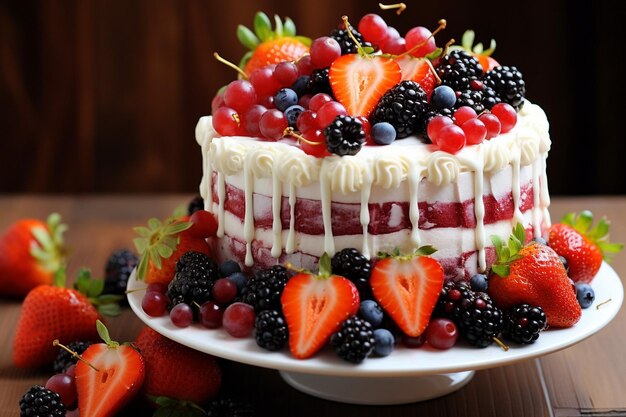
[437, 124, 466, 154]
[212, 278, 238, 304]
[147, 282, 167, 294]
[380, 36, 406, 55]
[258, 95, 275, 109]
[310, 36, 342, 69]
[296, 55, 315, 76]
[223, 80, 257, 113]
[357, 116, 373, 145]
[142, 291, 168, 317]
[308, 93, 333, 112]
[222, 302, 255, 338]
[296, 110, 318, 133]
[316, 101, 347, 128]
[249, 66, 281, 96]
[243, 104, 267, 136]
[427, 115, 454, 145]
[453, 106, 478, 126]
[199, 301, 224, 329]
[298, 94, 312, 109]
[170, 303, 194, 328]
[212, 107, 243, 136]
[405, 27, 437, 58]
[491, 103, 517, 133]
[300, 129, 330, 157]
[188, 210, 218, 238]
[211, 91, 225, 114]
[46, 373, 77, 408]
[273, 61, 299, 86]
[65, 364, 76, 378]
[461, 118, 487, 145]
[259, 109, 288, 140]
[425, 318, 458, 350]
[478, 113, 502, 139]
[358, 14, 388, 44]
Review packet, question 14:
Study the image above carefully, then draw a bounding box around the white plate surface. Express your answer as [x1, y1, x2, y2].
[128, 262, 623, 378]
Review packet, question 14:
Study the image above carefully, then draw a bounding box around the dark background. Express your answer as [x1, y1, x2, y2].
[1, 0, 624, 194]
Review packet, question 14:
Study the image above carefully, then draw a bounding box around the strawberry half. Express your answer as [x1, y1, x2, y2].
[76, 321, 145, 417]
[330, 54, 401, 117]
[370, 247, 444, 337]
[395, 55, 437, 96]
[281, 254, 359, 359]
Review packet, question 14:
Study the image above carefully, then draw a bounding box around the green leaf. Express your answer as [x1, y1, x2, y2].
[573, 210, 593, 234]
[254, 12, 272, 41]
[473, 42, 483, 54]
[500, 245, 511, 261]
[96, 320, 119, 347]
[238, 50, 253, 71]
[361, 46, 375, 55]
[134, 226, 152, 238]
[461, 30, 475, 51]
[588, 218, 609, 240]
[98, 303, 121, 317]
[237, 25, 259, 50]
[424, 47, 443, 60]
[283, 17, 296, 36]
[294, 36, 312, 46]
[491, 235, 504, 254]
[273, 15, 283, 38]
[484, 38, 496, 56]
[163, 220, 192, 236]
[415, 245, 437, 256]
[508, 235, 521, 257]
[98, 294, 124, 304]
[156, 244, 174, 259]
[492, 264, 510, 277]
[87, 279, 105, 298]
[148, 217, 162, 231]
[149, 248, 163, 270]
[319, 252, 332, 277]
[171, 205, 188, 219]
[75, 269, 92, 294]
[561, 212, 576, 226]
[134, 237, 149, 254]
[54, 267, 67, 288]
[513, 223, 526, 245]
[136, 254, 149, 281]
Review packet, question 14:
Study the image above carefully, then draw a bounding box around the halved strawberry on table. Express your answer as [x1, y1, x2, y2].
[281, 253, 360, 359]
[548, 211, 623, 283]
[370, 247, 444, 337]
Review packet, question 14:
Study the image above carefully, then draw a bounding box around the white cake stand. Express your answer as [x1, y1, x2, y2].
[127, 262, 623, 405]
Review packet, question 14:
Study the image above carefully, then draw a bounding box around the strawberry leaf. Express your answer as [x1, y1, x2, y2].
[254, 12, 272, 42]
[588, 218, 609, 240]
[492, 264, 510, 277]
[319, 252, 332, 278]
[238, 51, 254, 71]
[461, 30, 475, 51]
[97, 303, 121, 317]
[136, 254, 149, 281]
[273, 15, 283, 38]
[163, 220, 192, 235]
[74, 268, 92, 294]
[573, 210, 593, 234]
[96, 320, 119, 348]
[415, 245, 437, 256]
[424, 48, 443, 60]
[513, 222, 526, 245]
[148, 217, 162, 231]
[561, 212, 576, 226]
[87, 279, 105, 299]
[134, 226, 152, 238]
[156, 244, 174, 259]
[237, 25, 259, 51]
[283, 17, 296, 37]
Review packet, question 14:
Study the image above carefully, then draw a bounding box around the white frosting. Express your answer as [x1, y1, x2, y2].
[197, 100, 552, 273]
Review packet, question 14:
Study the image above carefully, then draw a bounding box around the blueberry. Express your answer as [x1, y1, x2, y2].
[358, 300, 384, 328]
[559, 256, 569, 273]
[219, 260, 241, 277]
[284, 105, 304, 128]
[469, 274, 488, 292]
[534, 237, 547, 245]
[430, 85, 456, 109]
[227, 272, 248, 292]
[371, 122, 397, 145]
[575, 283, 595, 309]
[274, 88, 298, 112]
[373, 328, 395, 357]
[290, 76, 310, 97]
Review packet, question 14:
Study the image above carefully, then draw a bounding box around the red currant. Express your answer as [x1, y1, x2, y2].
[453, 106, 477, 126]
[425, 318, 458, 350]
[310, 36, 341, 69]
[188, 209, 218, 238]
[461, 118, 487, 145]
[273, 61, 299, 86]
[358, 14, 388, 44]
[170, 303, 193, 328]
[243, 104, 267, 137]
[298, 94, 312, 109]
[249, 66, 281, 96]
[491, 103, 517, 133]
[478, 113, 502, 139]
[316, 101, 347, 128]
[199, 300, 224, 329]
[258, 95, 275, 109]
[300, 130, 330, 157]
[222, 302, 255, 338]
[212, 278, 238, 304]
[357, 116, 373, 145]
[223, 80, 257, 113]
[405, 27, 436, 58]
[211, 91, 225, 114]
[212, 107, 242, 136]
[296, 55, 314, 76]
[296, 110, 318, 133]
[380, 36, 406, 55]
[308, 93, 333, 112]
[437, 124, 466, 154]
[46, 373, 77, 408]
[259, 109, 288, 140]
[427, 115, 454, 145]
[142, 291, 168, 317]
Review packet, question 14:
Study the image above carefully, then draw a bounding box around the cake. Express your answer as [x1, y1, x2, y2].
[198, 11, 550, 281]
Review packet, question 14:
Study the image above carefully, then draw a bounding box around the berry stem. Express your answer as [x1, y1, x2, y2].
[53, 340, 99, 372]
[125, 286, 149, 294]
[213, 52, 249, 79]
[596, 298, 612, 310]
[341, 16, 368, 57]
[442, 38, 456, 58]
[399, 19, 447, 58]
[232, 113, 241, 126]
[378, 2, 407, 15]
[492, 337, 509, 352]
[283, 127, 321, 146]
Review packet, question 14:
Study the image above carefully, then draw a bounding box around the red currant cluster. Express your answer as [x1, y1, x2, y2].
[427, 102, 518, 154]
[358, 13, 439, 57]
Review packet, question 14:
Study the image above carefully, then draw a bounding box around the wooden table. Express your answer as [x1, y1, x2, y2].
[1, 195, 625, 417]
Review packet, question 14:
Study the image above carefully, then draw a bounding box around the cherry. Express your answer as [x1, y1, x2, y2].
[295, 55, 315, 76]
[212, 107, 242, 136]
[453, 106, 478, 126]
[308, 93, 333, 112]
[249, 66, 281, 96]
[461, 118, 487, 145]
[405, 26, 436, 58]
[46, 373, 77, 408]
[300, 130, 330, 158]
[427, 115, 454, 145]
[478, 113, 502, 139]
[380, 35, 406, 55]
[425, 318, 458, 350]
[316, 101, 347, 128]
[199, 301, 224, 329]
[298, 94, 312, 109]
[259, 109, 288, 140]
[491, 103, 517, 133]
[296, 110, 319, 133]
[223, 80, 257, 113]
[211, 91, 225, 114]
[212, 278, 238, 304]
[243, 104, 268, 137]
[273, 61, 299, 87]
[170, 303, 194, 328]
[188, 209, 218, 238]
[142, 291, 168, 317]
[358, 14, 388, 45]
[310, 36, 342, 69]
[437, 124, 466, 154]
[222, 302, 256, 338]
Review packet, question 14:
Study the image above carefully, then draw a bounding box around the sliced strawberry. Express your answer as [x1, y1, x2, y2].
[76, 322, 145, 417]
[329, 54, 401, 117]
[281, 255, 359, 359]
[371, 250, 444, 337]
[395, 55, 436, 95]
[475, 55, 500, 72]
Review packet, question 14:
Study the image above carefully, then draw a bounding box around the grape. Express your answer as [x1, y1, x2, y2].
[298, 94, 312, 109]
[478, 113, 502, 139]
[426, 318, 458, 350]
[199, 301, 224, 329]
[259, 109, 288, 140]
[65, 365, 76, 378]
[430, 86, 456, 110]
[310, 36, 342, 69]
[427, 115, 454, 145]
[491, 103, 517, 133]
[223, 80, 257, 113]
[299, 130, 330, 157]
[222, 302, 255, 338]
[274, 88, 298, 112]
[46, 373, 77, 408]
[211, 91, 225, 114]
[249, 66, 281, 96]
[212, 278, 238, 304]
[453, 106, 477, 126]
[243, 104, 267, 136]
[273, 61, 299, 86]
[380, 35, 406, 55]
[358, 14, 388, 44]
[461, 118, 487, 145]
[257, 95, 275, 109]
[308, 93, 333, 112]
[437, 124, 466, 154]
[316, 101, 347, 128]
[170, 303, 193, 328]
[142, 291, 168, 317]
[371, 122, 396, 145]
[295, 55, 314, 76]
[147, 282, 167, 294]
[296, 110, 318, 133]
[212, 107, 242, 136]
[386, 26, 400, 40]
[405, 26, 436, 58]
[188, 209, 218, 238]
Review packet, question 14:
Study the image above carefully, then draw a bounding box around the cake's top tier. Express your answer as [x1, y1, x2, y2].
[197, 101, 549, 191]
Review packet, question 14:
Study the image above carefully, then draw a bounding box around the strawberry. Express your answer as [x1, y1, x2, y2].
[13, 269, 120, 368]
[75, 321, 144, 417]
[0, 213, 67, 297]
[370, 247, 444, 337]
[394, 55, 437, 95]
[330, 53, 401, 117]
[452, 30, 500, 73]
[134, 327, 221, 407]
[488, 224, 582, 328]
[237, 12, 310, 75]
[548, 211, 623, 283]
[133, 214, 211, 286]
[281, 254, 359, 359]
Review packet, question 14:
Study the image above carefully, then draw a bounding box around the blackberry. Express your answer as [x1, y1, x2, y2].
[331, 248, 372, 299]
[503, 304, 547, 344]
[240, 265, 290, 313]
[103, 248, 138, 297]
[455, 292, 504, 348]
[330, 316, 375, 363]
[323, 115, 365, 156]
[433, 281, 473, 319]
[306, 67, 333, 96]
[206, 398, 255, 417]
[52, 340, 92, 373]
[370, 80, 429, 139]
[420, 107, 455, 141]
[483, 65, 526, 111]
[255, 309, 288, 351]
[437, 50, 483, 91]
[482, 85, 501, 110]
[455, 89, 486, 114]
[330, 23, 373, 55]
[166, 251, 219, 311]
[187, 195, 204, 215]
[19, 385, 66, 417]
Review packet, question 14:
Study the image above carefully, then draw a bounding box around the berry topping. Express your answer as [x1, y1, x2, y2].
[273, 61, 299, 86]
[330, 22, 373, 55]
[370, 80, 428, 139]
[259, 109, 288, 140]
[503, 304, 547, 344]
[358, 14, 389, 45]
[490, 102, 517, 133]
[199, 301, 224, 329]
[461, 118, 487, 145]
[483, 65, 526, 111]
[187, 195, 204, 215]
[219, 260, 241, 277]
[437, 124, 466, 154]
[436, 50, 483, 91]
[142, 290, 168, 317]
[430, 85, 456, 109]
[20, 386, 66, 417]
[240, 265, 290, 313]
[371, 122, 397, 145]
[331, 248, 373, 299]
[372, 328, 395, 357]
[405, 26, 437, 58]
[224, 80, 257, 113]
[103, 248, 138, 297]
[310, 36, 342, 68]
[330, 316, 375, 363]
[425, 318, 458, 350]
[575, 283, 595, 309]
[455, 291, 504, 347]
[53, 340, 92, 373]
[307, 67, 333, 96]
[358, 299, 384, 328]
[255, 309, 289, 351]
[425, 114, 455, 145]
[170, 303, 194, 328]
[469, 273, 489, 293]
[222, 302, 256, 338]
[478, 113, 502, 139]
[323, 115, 366, 156]
[284, 104, 305, 128]
[166, 251, 219, 311]
[274, 88, 298, 111]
